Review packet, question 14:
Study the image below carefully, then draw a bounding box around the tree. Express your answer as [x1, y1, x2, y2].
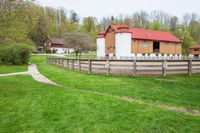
[63, 32, 93, 57]
[189, 20, 200, 42]
[170, 16, 178, 32]
[69, 10, 80, 23]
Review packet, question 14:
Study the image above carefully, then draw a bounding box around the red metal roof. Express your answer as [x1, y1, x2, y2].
[190, 44, 200, 49]
[129, 28, 182, 43]
[97, 24, 182, 43]
[97, 31, 106, 38]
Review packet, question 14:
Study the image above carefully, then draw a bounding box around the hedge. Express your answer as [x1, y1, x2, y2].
[0, 43, 34, 65]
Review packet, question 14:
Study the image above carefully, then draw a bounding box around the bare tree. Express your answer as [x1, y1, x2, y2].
[63, 32, 93, 57]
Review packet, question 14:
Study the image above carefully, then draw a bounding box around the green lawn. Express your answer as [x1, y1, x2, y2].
[0, 65, 27, 74]
[0, 55, 199, 132]
[31, 56, 200, 110]
[65, 51, 96, 59]
[0, 75, 200, 132]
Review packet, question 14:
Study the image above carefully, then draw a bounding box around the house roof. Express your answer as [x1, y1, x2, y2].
[48, 37, 65, 45]
[190, 44, 200, 49]
[97, 24, 182, 43]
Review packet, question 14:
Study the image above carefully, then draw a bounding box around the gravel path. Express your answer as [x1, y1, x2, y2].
[0, 64, 56, 85]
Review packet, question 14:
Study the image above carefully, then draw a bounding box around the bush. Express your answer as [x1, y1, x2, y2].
[0, 43, 34, 65]
[44, 47, 51, 53]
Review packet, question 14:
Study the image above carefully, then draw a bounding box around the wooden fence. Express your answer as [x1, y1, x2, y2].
[47, 57, 200, 76]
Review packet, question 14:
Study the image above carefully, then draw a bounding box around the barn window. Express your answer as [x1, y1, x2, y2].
[113, 46, 115, 49]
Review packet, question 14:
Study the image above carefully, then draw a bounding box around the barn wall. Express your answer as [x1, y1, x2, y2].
[190, 48, 200, 55]
[105, 31, 115, 54]
[132, 39, 182, 54]
[131, 40, 153, 53]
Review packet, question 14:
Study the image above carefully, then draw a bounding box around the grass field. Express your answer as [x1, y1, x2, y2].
[0, 55, 199, 132]
[31, 56, 200, 110]
[65, 51, 96, 59]
[0, 65, 27, 74]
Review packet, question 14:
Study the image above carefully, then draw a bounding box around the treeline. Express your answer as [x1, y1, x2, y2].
[1, 0, 200, 55]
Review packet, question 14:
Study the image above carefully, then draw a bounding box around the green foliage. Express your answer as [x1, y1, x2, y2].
[44, 47, 51, 54]
[0, 43, 34, 65]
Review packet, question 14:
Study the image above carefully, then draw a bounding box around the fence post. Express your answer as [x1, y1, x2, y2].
[72, 59, 74, 70]
[106, 59, 110, 75]
[62, 58, 64, 67]
[162, 60, 167, 77]
[58, 58, 61, 66]
[133, 60, 137, 76]
[188, 59, 192, 76]
[66, 59, 69, 68]
[78, 59, 81, 71]
[55, 58, 58, 65]
[88, 59, 92, 74]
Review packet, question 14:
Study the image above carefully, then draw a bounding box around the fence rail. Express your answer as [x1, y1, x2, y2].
[47, 57, 200, 76]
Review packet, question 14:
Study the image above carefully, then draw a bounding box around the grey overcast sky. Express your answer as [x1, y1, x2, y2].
[37, 0, 199, 19]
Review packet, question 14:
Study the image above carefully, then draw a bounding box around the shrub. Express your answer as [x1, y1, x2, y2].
[0, 43, 34, 65]
[44, 47, 51, 53]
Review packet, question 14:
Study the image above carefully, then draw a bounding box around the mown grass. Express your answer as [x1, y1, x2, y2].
[65, 51, 96, 59]
[0, 75, 200, 133]
[31, 56, 200, 110]
[0, 65, 27, 74]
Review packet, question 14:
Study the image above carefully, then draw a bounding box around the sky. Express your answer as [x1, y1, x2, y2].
[37, 0, 199, 20]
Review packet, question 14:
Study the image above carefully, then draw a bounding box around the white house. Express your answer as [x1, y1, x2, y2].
[43, 37, 74, 54]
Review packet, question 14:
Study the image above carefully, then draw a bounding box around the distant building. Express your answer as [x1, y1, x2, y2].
[189, 44, 200, 59]
[43, 37, 74, 54]
[96, 24, 182, 59]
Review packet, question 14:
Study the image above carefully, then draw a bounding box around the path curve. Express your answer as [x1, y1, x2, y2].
[28, 64, 57, 85]
[0, 64, 57, 85]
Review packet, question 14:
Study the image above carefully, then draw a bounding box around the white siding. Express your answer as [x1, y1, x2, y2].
[96, 38, 105, 58]
[115, 33, 132, 59]
[50, 48, 74, 54]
